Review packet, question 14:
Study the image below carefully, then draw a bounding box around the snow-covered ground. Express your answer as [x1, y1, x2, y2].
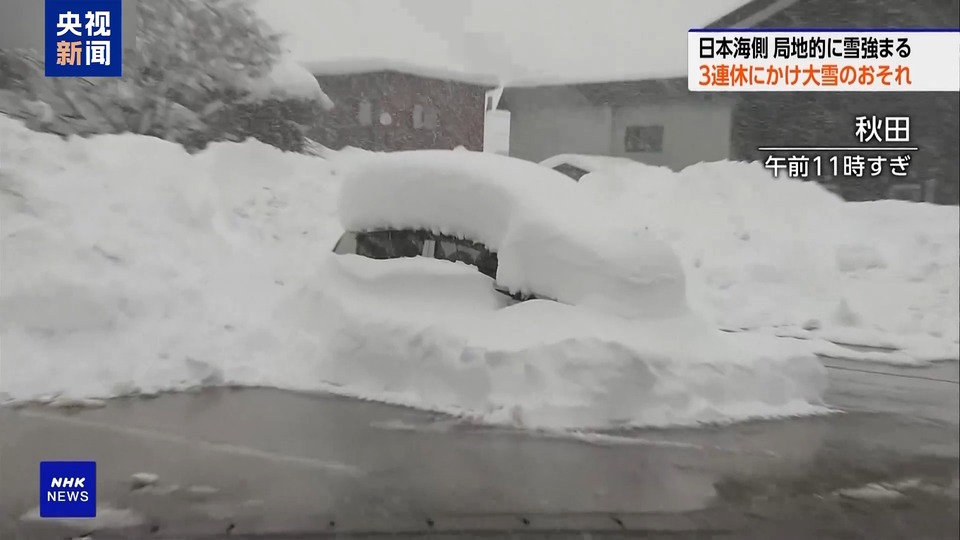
[577, 161, 960, 364]
[323, 150, 826, 428]
[1, 116, 956, 430]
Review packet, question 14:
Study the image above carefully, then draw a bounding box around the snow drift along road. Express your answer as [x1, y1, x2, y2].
[576, 161, 960, 364]
[0, 115, 955, 427]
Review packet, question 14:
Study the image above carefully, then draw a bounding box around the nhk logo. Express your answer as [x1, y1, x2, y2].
[48, 477, 90, 501]
[39, 461, 97, 518]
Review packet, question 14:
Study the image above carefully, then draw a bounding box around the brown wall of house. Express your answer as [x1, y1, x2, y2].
[310, 71, 487, 152]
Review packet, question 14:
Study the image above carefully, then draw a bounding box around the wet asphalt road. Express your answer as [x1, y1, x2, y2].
[0, 357, 957, 539]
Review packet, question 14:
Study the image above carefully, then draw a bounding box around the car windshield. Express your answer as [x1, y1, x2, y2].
[2, 0, 958, 538]
[354, 229, 426, 259]
[336, 229, 500, 281]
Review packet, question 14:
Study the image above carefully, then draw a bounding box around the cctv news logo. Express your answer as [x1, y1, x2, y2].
[39, 461, 97, 518]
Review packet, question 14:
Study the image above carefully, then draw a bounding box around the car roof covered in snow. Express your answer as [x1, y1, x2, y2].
[335, 150, 688, 320]
[539, 154, 642, 173]
[337, 150, 576, 245]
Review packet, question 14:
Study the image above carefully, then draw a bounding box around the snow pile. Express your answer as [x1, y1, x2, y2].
[323, 150, 828, 427]
[337, 150, 689, 319]
[579, 160, 960, 364]
[0, 117, 828, 429]
[297, 254, 826, 428]
[1, 115, 343, 400]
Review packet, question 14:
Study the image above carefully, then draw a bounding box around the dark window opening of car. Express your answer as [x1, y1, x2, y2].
[625, 125, 664, 153]
[333, 229, 499, 280]
[552, 163, 590, 181]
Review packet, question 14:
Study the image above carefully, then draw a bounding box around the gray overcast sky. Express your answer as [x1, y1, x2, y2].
[255, 0, 749, 85]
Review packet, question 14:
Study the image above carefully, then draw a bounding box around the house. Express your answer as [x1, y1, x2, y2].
[495, 0, 795, 171]
[309, 70, 491, 152]
[497, 0, 958, 203]
[302, 0, 956, 204]
[300, 4, 761, 165]
[500, 79, 733, 171]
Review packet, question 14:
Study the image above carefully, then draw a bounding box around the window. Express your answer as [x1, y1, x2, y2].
[435, 237, 481, 265]
[434, 235, 498, 279]
[333, 232, 357, 254]
[357, 100, 372, 126]
[334, 229, 498, 280]
[353, 230, 425, 259]
[624, 125, 664, 153]
[412, 104, 424, 129]
[552, 163, 590, 181]
[379, 111, 393, 126]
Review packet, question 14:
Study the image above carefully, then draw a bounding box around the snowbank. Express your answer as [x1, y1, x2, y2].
[0, 116, 828, 429]
[1, 116, 343, 401]
[305, 254, 827, 428]
[337, 150, 689, 319]
[579, 160, 960, 364]
[3, 115, 955, 432]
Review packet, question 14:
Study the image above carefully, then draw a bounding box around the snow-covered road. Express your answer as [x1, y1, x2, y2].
[822, 356, 959, 426]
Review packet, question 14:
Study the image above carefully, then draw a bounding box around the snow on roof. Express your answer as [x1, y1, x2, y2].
[245, 57, 335, 109]
[337, 150, 576, 245]
[306, 58, 499, 87]
[256, 0, 752, 86]
[335, 150, 689, 319]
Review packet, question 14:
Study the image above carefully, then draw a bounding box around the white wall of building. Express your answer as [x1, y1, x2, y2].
[504, 86, 735, 171]
[508, 105, 614, 163]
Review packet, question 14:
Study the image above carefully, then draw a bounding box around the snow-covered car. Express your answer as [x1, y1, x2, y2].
[539, 153, 647, 181]
[314, 150, 827, 430]
[330, 149, 688, 317]
[538, 154, 679, 199]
